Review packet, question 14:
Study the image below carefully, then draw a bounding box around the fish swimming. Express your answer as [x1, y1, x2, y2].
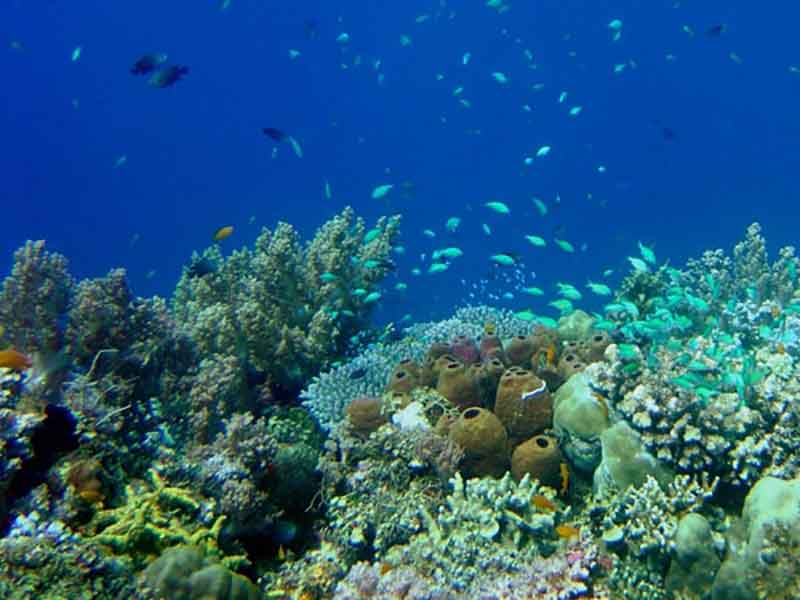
[213, 225, 234, 242]
[262, 128, 287, 142]
[130, 53, 167, 75]
[0, 349, 32, 371]
[148, 65, 189, 88]
[186, 255, 217, 279]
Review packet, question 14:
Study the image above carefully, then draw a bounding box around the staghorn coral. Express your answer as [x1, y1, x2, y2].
[383, 472, 565, 591]
[173, 207, 401, 392]
[0, 240, 73, 356]
[320, 421, 446, 563]
[601, 474, 717, 560]
[85, 468, 247, 571]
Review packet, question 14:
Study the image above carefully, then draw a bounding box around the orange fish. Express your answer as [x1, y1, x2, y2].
[545, 343, 557, 367]
[213, 225, 234, 242]
[555, 524, 579, 540]
[532, 494, 557, 511]
[0, 349, 32, 371]
[559, 462, 570, 495]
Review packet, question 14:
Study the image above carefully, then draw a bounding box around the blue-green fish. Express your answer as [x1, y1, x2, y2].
[556, 283, 582, 301]
[586, 281, 612, 296]
[423, 229, 436, 238]
[532, 197, 548, 216]
[485, 201, 510, 214]
[536, 316, 559, 328]
[371, 184, 393, 199]
[525, 235, 546, 247]
[554, 239, 575, 253]
[638, 241, 656, 265]
[628, 257, 650, 273]
[490, 254, 516, 266]
[445, 217, 461, 232]
[320, 272, 337, 283]
[521, 286, 544, 296]
[432, 247, 464, 260]
[548, 299, 573, 313]
[364, 228, 381, 243]
[363, 291, 382, 303]
[428, 262, 449, 274]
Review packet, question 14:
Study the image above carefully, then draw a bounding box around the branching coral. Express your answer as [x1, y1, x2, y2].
[384, 472, 566, 591]
[173, 207, 401, 392]
[85, 469, 247, 571]
[0, 240, 73, 355]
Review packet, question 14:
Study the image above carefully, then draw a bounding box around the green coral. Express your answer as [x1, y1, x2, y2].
[86, 469, 246, 571]
[139, 545, 260, 600]
[172, 206, 401, 390]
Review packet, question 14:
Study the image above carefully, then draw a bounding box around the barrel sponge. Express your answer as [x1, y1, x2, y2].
[506, 335, 537, 367]
[449, 407, 507, 457]
[140, 545, 260, 600]
[449, 407, 509, 477]
[386, 361, 419, 393]
[581, 331, 611, 364]
[494, 367, 552, 439]
[450, 335, 480, 364]
[557, 351, 586, 379]
[479, 333, 504, 361]
[511, 435, 562, 487]
[436, 359, 482, 409]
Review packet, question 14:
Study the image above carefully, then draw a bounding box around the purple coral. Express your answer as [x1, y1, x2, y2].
[471, 539, 608, 600]
[450, 335, 480, 365]
[334, 562, 456, 600]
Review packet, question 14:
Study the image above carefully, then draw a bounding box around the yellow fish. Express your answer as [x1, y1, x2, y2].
[213, 225, 234, 242]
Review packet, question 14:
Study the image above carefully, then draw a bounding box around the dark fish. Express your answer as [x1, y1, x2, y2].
[304, 19, 318, 40]
[653, 120, 677, 141]
[349, 367, 367, 380]
[186, 255, 217, 279]
[262, 128, 286, 142]
[148, 65, 189, 88]
[706, 24, 726, 37]
[130, 53, 167, 75]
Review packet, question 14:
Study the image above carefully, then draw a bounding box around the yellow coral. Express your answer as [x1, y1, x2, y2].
[85, 469, 247, 571]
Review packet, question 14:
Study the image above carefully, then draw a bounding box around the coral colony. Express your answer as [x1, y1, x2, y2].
[1, 219, 800, 598]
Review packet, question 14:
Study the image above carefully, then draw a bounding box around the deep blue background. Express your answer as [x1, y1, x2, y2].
[3, 0, 799, 325]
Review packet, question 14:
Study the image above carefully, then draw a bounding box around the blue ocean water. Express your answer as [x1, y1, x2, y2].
[3, 0, 799, 325]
